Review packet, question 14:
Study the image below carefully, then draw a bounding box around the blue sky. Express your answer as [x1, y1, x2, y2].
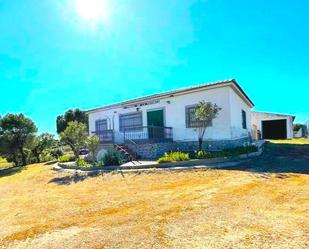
[0, 0, 308, 134]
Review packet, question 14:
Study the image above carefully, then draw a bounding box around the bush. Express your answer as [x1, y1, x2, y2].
[76, 159, 91, 167]
[50, 148, 63, 159]
[101, 149, 123, 166]
[193, 145, 258, 159]
[58, 154, 75, 163]
[157, 152, 190, 164]
[195, 150, 212, 159]
[93, 160, 104, 167]
[40, 151, 55, 162]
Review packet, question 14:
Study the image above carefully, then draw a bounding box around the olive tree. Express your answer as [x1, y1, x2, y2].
[194, 101, 221, 151]
[60, 121, 88, 160]
[86, 135, 100, 162]
[0, 114, 37, 166]
[31, 133, 55, 162]
[56, 109, 88, 134]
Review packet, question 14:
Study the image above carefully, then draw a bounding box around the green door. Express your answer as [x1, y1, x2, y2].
[147, 109, 164, 139]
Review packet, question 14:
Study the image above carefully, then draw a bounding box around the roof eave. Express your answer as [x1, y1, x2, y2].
[86, 79, 254, 114]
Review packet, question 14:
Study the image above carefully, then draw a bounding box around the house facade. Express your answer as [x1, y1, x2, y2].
[86, 79, 254, 158]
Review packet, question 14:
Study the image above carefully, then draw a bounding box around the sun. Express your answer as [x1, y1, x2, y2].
[73, 0, 109, 26]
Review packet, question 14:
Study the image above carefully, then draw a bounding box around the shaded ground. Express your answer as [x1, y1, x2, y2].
[221, 140, 309, 174]
[0, 141, 308, 249]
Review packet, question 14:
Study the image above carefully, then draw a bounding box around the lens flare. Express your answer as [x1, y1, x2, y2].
[74, 0, 109, 27]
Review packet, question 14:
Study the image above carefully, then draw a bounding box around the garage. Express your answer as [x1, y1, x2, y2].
[262, 119, 287, 139]
[251, 111, 295, 140]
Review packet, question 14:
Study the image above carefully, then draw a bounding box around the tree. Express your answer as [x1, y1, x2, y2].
[0, 114, 37, 166]
[194, 101, 221, 151]
[56, 109, 88, 134]
[293, 123, 303, 132]
[31, 133, 55, 162]
[60, 121, 88, 160]
[86, 135, 100, 162]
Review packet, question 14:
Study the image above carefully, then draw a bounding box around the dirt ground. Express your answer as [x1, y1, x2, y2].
[221, 139, 309, 174]
[0, 141, 308, 249]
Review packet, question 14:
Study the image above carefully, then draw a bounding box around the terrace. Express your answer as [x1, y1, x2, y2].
[92, 126, 173, 144]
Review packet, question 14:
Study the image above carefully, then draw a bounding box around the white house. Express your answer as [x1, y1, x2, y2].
[86, 79, 254, 158]
[251, 111, 295, 140]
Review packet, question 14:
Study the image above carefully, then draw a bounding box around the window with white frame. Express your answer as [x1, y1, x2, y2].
[119, 112, 142, 132]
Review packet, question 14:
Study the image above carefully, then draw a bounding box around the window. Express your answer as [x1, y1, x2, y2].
[242, 110, 247, 129]
[119, 112, 142, 132]
[95, 119, 107, 131]
[185, 105, 212, 128]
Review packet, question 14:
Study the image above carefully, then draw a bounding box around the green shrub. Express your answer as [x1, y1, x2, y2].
[58, 154, 75, 163]
[101, 149, 123, 166]
[93, 160, 104, 167]
[40, 151, 55, 162]
[157, 152, 190, 164]
[195, 150, 212, 159]
[193, 145, 258, 159]
[50, 148, 63, 159]
[76, 159, 91, 167]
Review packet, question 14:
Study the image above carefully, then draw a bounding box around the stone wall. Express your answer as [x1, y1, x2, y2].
[175, 136, 250, 151]
[126, 136, 250, 159]
[126, 142, 174, 159]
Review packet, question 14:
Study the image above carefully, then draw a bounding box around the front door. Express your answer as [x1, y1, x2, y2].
[147, 109, 164, 139]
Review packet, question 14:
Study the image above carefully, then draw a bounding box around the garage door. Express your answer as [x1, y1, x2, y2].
[262, 119, 287, 139]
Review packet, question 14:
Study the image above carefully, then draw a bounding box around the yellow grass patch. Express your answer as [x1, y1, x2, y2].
[268, 138, 309, 144]
[0, 157, 12, 169]
[0, 163, 308, 249]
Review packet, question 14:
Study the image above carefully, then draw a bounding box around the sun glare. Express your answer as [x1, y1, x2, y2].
[74, 0, 109, 27]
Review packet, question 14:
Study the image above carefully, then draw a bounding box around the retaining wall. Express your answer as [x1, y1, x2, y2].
[126, 136, 250, 159]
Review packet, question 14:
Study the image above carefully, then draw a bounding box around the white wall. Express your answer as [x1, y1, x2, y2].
[88, 86, 252, 143]
[164, 87, 232, 141]
[228, 88, 252, 138]
[251, 112, 294, 139]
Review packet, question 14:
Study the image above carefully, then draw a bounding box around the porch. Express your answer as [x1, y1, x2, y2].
[92, 126, 173, 144]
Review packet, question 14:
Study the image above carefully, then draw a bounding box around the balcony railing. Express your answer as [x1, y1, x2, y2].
[92, 130, 114, 144]
[123, 126, 173, 143]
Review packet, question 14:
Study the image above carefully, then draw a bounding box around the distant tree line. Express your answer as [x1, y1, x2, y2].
[0, 114, 57, 166]
[0, 109, 90, 167]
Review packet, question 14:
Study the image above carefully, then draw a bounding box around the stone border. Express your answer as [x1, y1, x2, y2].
[56, 142, 264, 172]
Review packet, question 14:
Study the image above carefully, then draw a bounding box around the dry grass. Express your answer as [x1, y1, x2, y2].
[0, 157, 12, 169]
[0, 162, 308, 249]
[268, 138, 309, 144]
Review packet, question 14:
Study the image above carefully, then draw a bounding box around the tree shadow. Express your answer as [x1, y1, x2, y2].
[48, 171, 105, 185]
[43, 160, 58, 166]
[216, 142, 309, 175]
[0, 166, 25, 178]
